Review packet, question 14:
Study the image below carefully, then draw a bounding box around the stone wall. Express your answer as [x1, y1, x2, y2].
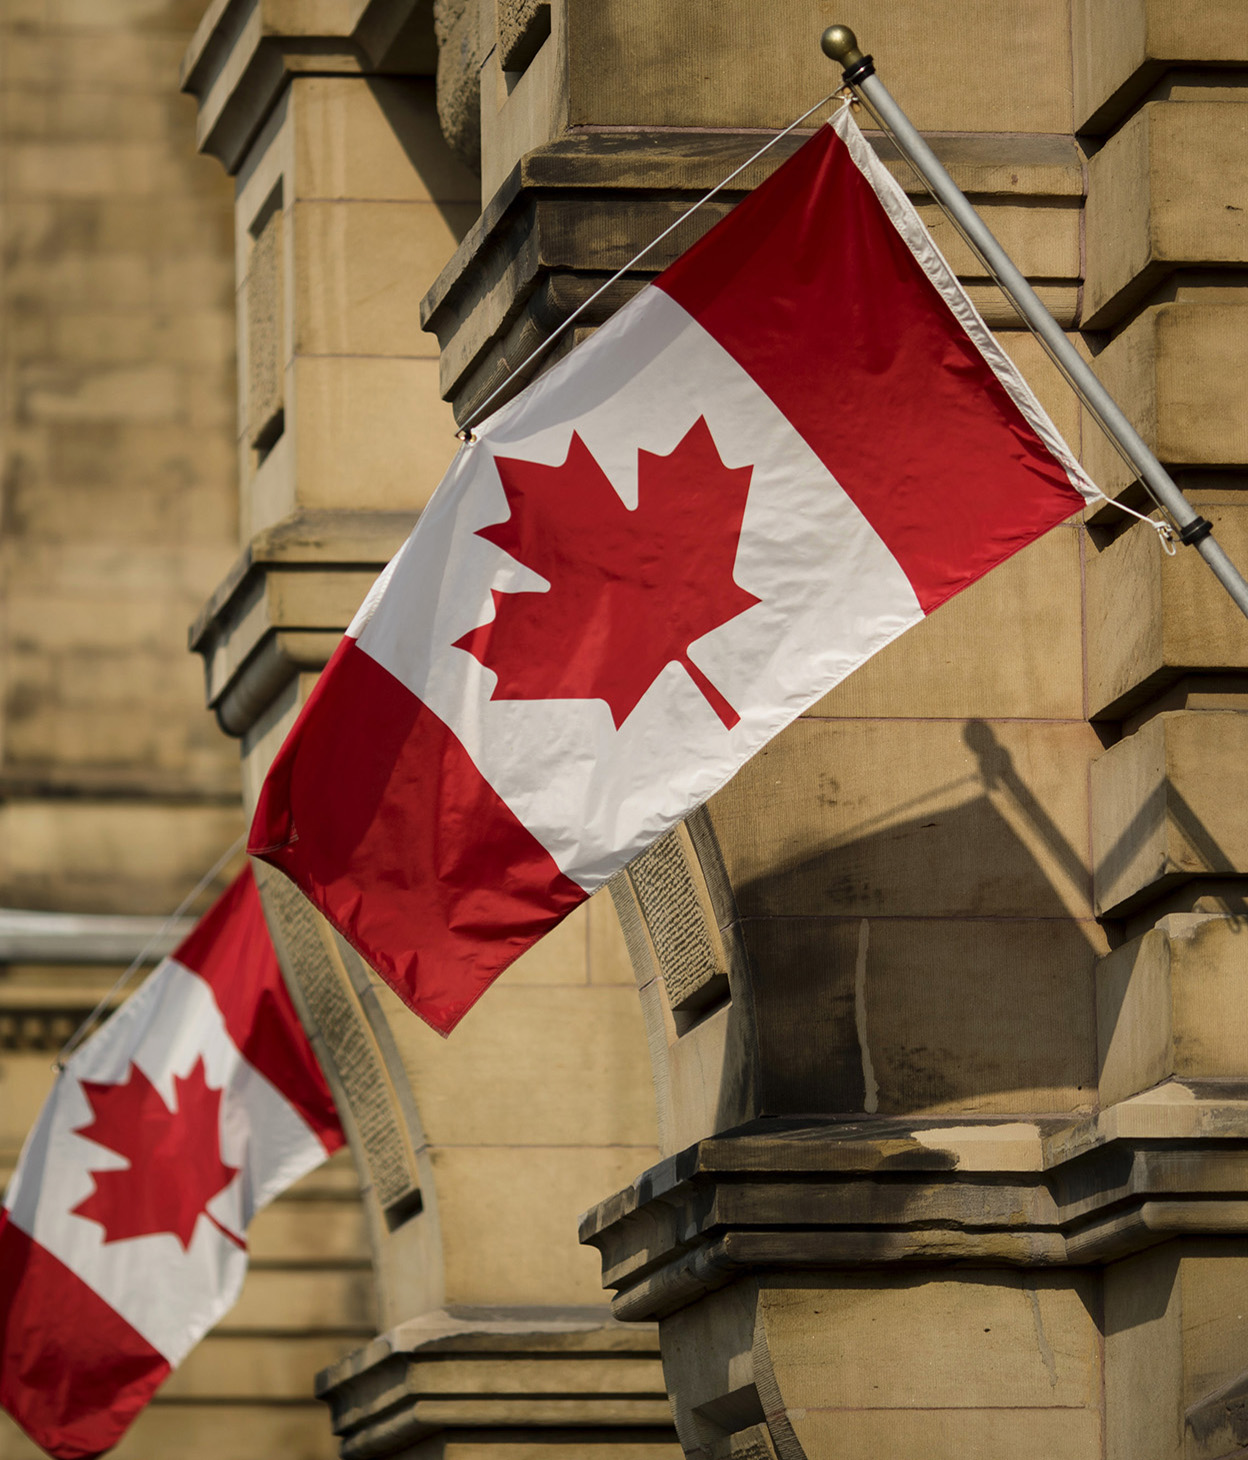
[0, 2, 375, 1455]
[167, 2, 1248, 1458]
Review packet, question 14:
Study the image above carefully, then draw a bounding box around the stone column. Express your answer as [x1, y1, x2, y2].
[181, 3, 675, 1455]
[569, 5, 1248, 1460]
[1079, 4, 1248, 1457]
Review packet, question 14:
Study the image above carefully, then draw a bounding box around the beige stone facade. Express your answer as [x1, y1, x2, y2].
[0, 3, 373, 1456]
[5, 0, 1248, 1457]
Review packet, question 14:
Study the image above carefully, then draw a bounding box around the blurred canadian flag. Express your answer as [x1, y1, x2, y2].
[0, 867, 343, 1460]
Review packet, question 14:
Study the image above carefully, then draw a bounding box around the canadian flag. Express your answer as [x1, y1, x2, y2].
[250, 105, 1099, 1035]
[0, 867, 344, 1459]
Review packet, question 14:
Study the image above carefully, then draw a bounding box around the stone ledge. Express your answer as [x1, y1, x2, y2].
[1085, 101, 1248, 329]
[189, 509, 413, 736]
[180, 0, 437, 173]
[1086, 507, 1248, 721]
[580, 1085, 1248, 1322]
[315, 1307, 676, 1459]
[421, 129, 1083, 422]
[1073, 0, 1248, 134]
[1084, 300, 1248, 499]
[1091, 709, 1248, 917]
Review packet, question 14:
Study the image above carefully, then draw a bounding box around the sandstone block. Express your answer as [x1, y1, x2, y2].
[710, 718, 1098, 921]
[566, 0, 1074, 134]
[1105, 1242, 1248, 1460]
[1091, 710, 1248, 916]
[435, 0, 484, 176]
[497, 0, 551, 72]
[791, 1409, 1102, 1459]
[0, 802, 244, 915]
[1086, 101, 1248, 327]
[246, 201, 285, 448]
[293, 198, 472, 357]
[228, 1266, 376, 1332]
[587, 886, 636, 986]
[375, 976, 658, 1149]
[432, 1144, 659, 1306]
[739, 914, 1099, 1118]
[161, 1334, 359, 1401]
[813, 525, 1082, 719]
[294, 77, 479, 205]
[1085, 302, 1248, 498]
[1098, 914, 1248, 1105]
[756, 1275, 1101, 1456]
[291, 354, 460, 513]
[246, 1197, 371, 1264]
[1074, 0, 1248, 131]
[1087, 507, 1248, 719]
[106, 1401, 341, 1460]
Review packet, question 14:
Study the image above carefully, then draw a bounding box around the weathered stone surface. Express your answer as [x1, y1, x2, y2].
[180, 1, 439, 173]
[648, 1268, 1102, 1460]
[1098, 913, 1248, 1105]
[1104, 1242, 1248, 1460]
[1087, 508, 1248, 720]
[293, 199, 474, 357]
[292, 77, 477, 206]
[581, 1087, 1248, 1328]
[565, 0, 1074, 135]
[1085, 101, 1248, 327]
[709, 718, 1098, 922]
[318, 1313, 675, 1458]
[1091, 706, 1248, 911]
[434, 0, 483, 174]
[1085, 301, 1248, 498]
[814, 524, 1083, 720]
[433, 1144, 662, 1306]
[424, 130, 1084, 421]
[497, 0, 551, 72]
[755, 1275, 1101, 1459]
[1074, 0, 1248, 132]
[1092, 711, 1248, 917]
[230, 77, 476, 539]
[246, 201, 284, 446]
[384, 980, 659, 1150]
[10, 1402, 344, 1460]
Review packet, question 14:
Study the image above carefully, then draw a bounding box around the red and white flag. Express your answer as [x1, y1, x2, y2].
[249, 105, 1099, 1035]
[0, 867, 343, 1459]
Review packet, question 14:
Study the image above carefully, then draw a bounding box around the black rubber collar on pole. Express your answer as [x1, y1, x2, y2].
[1178, 515, 1214, 547]
[842, 54, 875, 86]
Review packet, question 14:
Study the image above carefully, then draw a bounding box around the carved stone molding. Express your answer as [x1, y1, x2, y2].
[582, 1083, 1248, 1325]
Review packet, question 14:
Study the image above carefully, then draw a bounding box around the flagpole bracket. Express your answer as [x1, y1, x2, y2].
[821, 25, 875, 85]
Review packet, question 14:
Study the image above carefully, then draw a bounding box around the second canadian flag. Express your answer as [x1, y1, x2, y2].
[249, 105, 1100, 1035]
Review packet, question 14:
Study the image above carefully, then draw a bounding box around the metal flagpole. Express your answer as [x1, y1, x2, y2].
[821, 25, 1248, 626]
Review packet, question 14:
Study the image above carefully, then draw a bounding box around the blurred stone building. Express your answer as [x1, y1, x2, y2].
[0, 2, 372, 1456]
[5, 1, 1248, 1458]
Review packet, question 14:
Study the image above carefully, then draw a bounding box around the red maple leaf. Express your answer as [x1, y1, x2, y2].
[71, 1057, 240, 1251]
[455, 416, 759, 729]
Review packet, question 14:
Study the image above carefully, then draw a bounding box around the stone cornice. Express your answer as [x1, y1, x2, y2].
[179, 0, 436, 172]
[188, 510, 414, 736]
[580, 1081, 1248, 1322]
[420, 128, 1084, 424]
[315, 1307, 671, 1459]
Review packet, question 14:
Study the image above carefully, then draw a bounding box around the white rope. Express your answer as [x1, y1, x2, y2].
[52, 832, 248, 1073]
[1088, 491, 1178, 554]
[455, 90, 846, 440]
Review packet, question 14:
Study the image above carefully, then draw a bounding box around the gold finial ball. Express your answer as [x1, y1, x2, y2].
[820, 24, 863, 66]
